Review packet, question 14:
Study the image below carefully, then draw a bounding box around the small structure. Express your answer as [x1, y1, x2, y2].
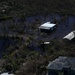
[41, 42, 50, 45]
[1, 73, 14, 75]
[40, 42, 50, 52]
[41, 42, 50, 47]
[39, 22, 56, 32]
[63, 31, 75, 40]
[47, 56, 75, 75]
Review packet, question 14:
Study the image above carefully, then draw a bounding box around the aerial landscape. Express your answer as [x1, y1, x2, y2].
[0, 0, 75, 75]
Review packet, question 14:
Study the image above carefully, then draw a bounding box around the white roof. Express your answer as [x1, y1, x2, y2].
[44, 42, 50, 44]
[63, 31, 75, 40]
[1, 73, 14, 75]
[39, 22, 56, 30]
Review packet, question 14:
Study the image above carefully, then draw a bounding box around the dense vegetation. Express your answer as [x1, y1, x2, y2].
[0, 0, 75, 19]
[0, 0, 75, 75]
[0, 38, 75, 75]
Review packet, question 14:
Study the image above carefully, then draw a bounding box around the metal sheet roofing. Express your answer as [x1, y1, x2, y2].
[43, 42, 50, 44]
[1, 73, 8, 75]
[63, 31, 75, 40]
[1, 73, 14, 75]
[39, 22, 56, 30]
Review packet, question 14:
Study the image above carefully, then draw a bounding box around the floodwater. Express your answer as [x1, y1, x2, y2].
[0, 38, 13, 57]
[25, 14, 75, 51]
[0, 14, 75, 55]
[26, 15, 75, 41]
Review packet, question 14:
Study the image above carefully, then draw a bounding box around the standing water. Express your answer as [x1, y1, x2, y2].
[0, 14, 75, 54]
